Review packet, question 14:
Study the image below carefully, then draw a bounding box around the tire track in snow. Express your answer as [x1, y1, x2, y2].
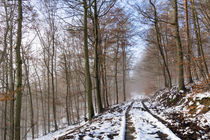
[124, 101, 136, 140]
[142, 100, 181, 140]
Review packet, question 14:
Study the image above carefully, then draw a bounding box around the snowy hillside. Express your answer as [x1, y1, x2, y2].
[146, 84, 210, 140]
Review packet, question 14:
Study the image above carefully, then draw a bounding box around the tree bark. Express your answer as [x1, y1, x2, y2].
[23, 58, 34, 139]
[83, 0, 94, 120]
[184, 0, 193, 83]
[51, 24, 58, 131]
[115, 40, 119, 104]
[122, 41, 126, 101]
[173, 0, 185, 91]
[14, 0, 23, 140]
[93, 0, 103, 113]
[15, 0, 23, 140]
[63, 54, 70, 125]
[9, 16, 15, 140]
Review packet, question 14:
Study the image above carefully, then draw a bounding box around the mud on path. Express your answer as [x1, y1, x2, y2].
[125, 102, 136, 140]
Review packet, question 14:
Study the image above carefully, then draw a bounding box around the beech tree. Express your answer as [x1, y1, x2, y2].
[14, 0, 23, 140]
[83, 0, 94, 120]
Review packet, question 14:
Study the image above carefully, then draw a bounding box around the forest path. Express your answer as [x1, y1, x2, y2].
[126, 98, 180, 140]
[125, 101, 136, 140]
[37, 97, 181, 140]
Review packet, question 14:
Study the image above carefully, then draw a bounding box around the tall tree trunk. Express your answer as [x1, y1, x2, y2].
[192, 0, 209, 80]
[173, 0, 185, 91]
[76, 77, 81, 123]
[14, 0, 23, 139]
[34, 64, 46, 135]
[63, 54, 70, 125]
[9, 18, 14, 140]
[3, 60, 8, 140]
[149, 0, 172, 88]
[23, 58, 34, 139]
[51, 27, 58, 131]
[191, 0, 203, 78]
[115, 40, 119, 104]
[101, 61, 106, 108]
[184, 0, 193, 83]
[122, 42, 126, 101]
[2, 1, 9, 140]
[24, 94, 27, 140]
[83, 0, 94, 120]
[93, 0, 103, 113]
[103, 39, 109, 107]
[47, 57, 50, 133]
[191, 0, 209, 82]
[35, 81, 39, 138]
[162, 32, 170, 87]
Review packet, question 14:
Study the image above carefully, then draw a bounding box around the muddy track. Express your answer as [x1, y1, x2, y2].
[125, 102, 135, 140]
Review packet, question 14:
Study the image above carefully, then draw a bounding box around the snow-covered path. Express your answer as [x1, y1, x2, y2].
[128, 99, 180, 140]
[36, 98, 181, 140]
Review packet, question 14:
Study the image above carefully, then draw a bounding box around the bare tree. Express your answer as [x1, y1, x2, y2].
[14, 0, 23, 139]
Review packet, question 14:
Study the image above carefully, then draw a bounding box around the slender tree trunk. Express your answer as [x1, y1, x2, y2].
[101, 64, 106, 108]
[149, 0, 172, 88]
[14, 0, 23, 139]
[184, 0, 193, 83]
[103, 39, 109, 107]
[122, 42, 126, 101]
[1, 101, 4, 140]
[191, 0, 209, 83]
[23, 58, 34, 139]
[24, 94, 27, 140]
[2, 1, 9, 140]
[192, 0, 209, 80]
[76, 77, 81, 123]
[173, 0, 185, 91]
[51, 27, 58, 131]
[9, 19, 14, 140]
[35, 81, 39, 138]
[83, 0, 94, 120]
[191, 0, 203, 78]
[115, 40, 119, 104]
[63, 54, 70, 125]
[68, 62, 74, 124]
[93, 0, 103, 113]
[164, 22, 172, 85]
[3, 61, 8, 140]
[162, 33, 170, 87]
[34, 64, 46, 135]
[47, 49, 50, 133]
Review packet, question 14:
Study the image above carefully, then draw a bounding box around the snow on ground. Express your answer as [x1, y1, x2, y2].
[66, 101, 132, 140]
[36, 96, 182, 140]
[36, 101, 132, 140]
[147, 86, 210, 139]
[194, 91, 210, 100]
[130, 99, 181, 140]
[34, 123, 83, 140]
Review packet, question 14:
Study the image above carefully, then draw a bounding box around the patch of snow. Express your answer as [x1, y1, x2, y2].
[119, 113, 126, 140]
[35, 124, 82, 140]
[189, 101, 194, 106]
[194, 92, 210, 100]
